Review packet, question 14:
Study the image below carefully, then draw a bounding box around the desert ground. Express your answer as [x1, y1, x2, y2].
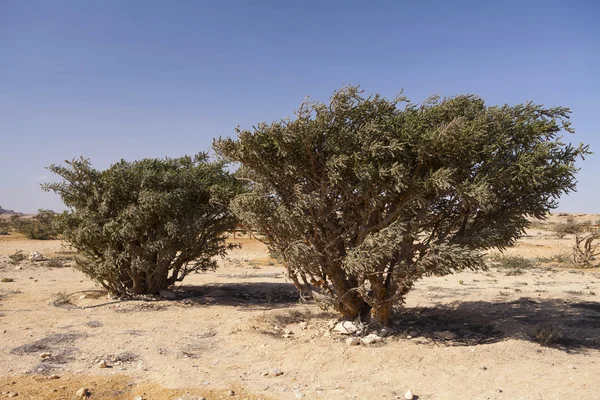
[1, 213, 599, 400]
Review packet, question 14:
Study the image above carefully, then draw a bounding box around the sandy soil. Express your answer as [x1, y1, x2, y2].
[1, 221, 600, 400]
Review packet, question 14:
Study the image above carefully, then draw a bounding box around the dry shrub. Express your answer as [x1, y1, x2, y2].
[572, 232, 600, 267]
[9, 250, 26, 264]
[532, 324, 564, 346]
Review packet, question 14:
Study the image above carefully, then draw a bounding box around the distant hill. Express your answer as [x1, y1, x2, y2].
[0, 206, 18, 215]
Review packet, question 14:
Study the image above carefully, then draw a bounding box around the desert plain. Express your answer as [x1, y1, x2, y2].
[1, 213, 599, 400]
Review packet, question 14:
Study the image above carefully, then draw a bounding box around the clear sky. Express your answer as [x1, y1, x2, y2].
[1, 1, 598, 214]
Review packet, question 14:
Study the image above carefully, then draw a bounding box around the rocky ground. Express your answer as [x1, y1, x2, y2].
[1, 222, 600, 400]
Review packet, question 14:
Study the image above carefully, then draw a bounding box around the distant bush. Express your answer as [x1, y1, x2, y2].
[528, 220, 547, 230]
[489, 254, 537, 275]
[46, 258, 67, 268]
[0, 220, 9, 235]
[14, 209, 60, 240]
[537, 253, 569, 265]
[8, 250, 26, 264]
[553, 219, 582, 239]
[43, 154, 240, 296]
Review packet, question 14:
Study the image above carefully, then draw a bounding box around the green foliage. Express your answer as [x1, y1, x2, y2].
[9, 250, 26, 264]
[215, 85, 588, 324]
[43, 154, 240, 296]
[0, 216, 9, 235]
[46, 258, 67, 268]
[13, 210, 60, 240]
[489, 254, 538, 272]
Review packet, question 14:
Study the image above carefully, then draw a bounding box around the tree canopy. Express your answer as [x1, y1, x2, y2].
[215, 86, 589, 323]
[43, 154, 239, 296]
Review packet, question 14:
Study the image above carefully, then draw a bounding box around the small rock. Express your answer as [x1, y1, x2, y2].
[408, 330, 418, 337]
[227, 390, 235, 396]
[48, 374, 60, 379]
[295, 392, 305, 399]
[79, 295, 87, 300]
[98, 360, 108, 368]
[404, 389, 414, 400]
[268, 368, 284, 377]
[480, 366, 487, 370]
[361, 333, 382, 345]
[75, 387, 90, 398]
[333, 321, 359, 335]
[379, 326, 395, 337]
[133, 396, 144, 400]
[28, 252, 45, 262]
[158, 290, 176, 300]
[15, 266, 22, 270]
[567, 365, 576, 369]
[434, 330, 457, 340]
[7, 392, 18, 398]
[346, 337, 361, 346]
[40, 352, 52, 360]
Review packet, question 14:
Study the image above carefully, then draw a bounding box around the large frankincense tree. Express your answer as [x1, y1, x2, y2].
[43, 154, 239, 296]
[214, 86, 588, 324]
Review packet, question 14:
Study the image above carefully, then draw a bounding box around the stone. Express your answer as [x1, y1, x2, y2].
[48, 374, 60, 379]
[360, 333, 382, 345]
[268, 368, 284, 377]
[333, 321, 359, 335]
[75, 387, 90, 398]
[227, 390, 235, 396]
[98, 360, 108, 368]
[404, 389, 414, 400]
[133, 396, 144, 400]
[434, 331, 457, 340]
[379, 326, 395, 337]
[346, 337, 361, 346]
[158, 290, 176, 300]
[40, 352, 52, 359]
[79, 295, 87, 300]
[7, 392, 18, 398]
[408, 330, 418, 337]
[295, 392, 305, 398]
[28, 252, 45, 262]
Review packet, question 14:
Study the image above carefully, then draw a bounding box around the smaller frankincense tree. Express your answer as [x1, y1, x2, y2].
[215, 85, 589, 324]
[13, 209, 60, 240]
[43, 154, 239, 296]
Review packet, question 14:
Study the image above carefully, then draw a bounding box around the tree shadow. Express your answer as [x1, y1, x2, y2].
[391, 297, 600, 353]
[176, 281, 301, 310]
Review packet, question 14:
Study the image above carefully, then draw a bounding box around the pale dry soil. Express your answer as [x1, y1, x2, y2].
[1, 226, 599, 400]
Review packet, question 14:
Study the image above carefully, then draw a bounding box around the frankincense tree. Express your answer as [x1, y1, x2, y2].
[215, 86, 588, 323]
[43, 154, 239, 296]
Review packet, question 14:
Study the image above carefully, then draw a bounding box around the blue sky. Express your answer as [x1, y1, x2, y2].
[1, 0, 598, 214]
